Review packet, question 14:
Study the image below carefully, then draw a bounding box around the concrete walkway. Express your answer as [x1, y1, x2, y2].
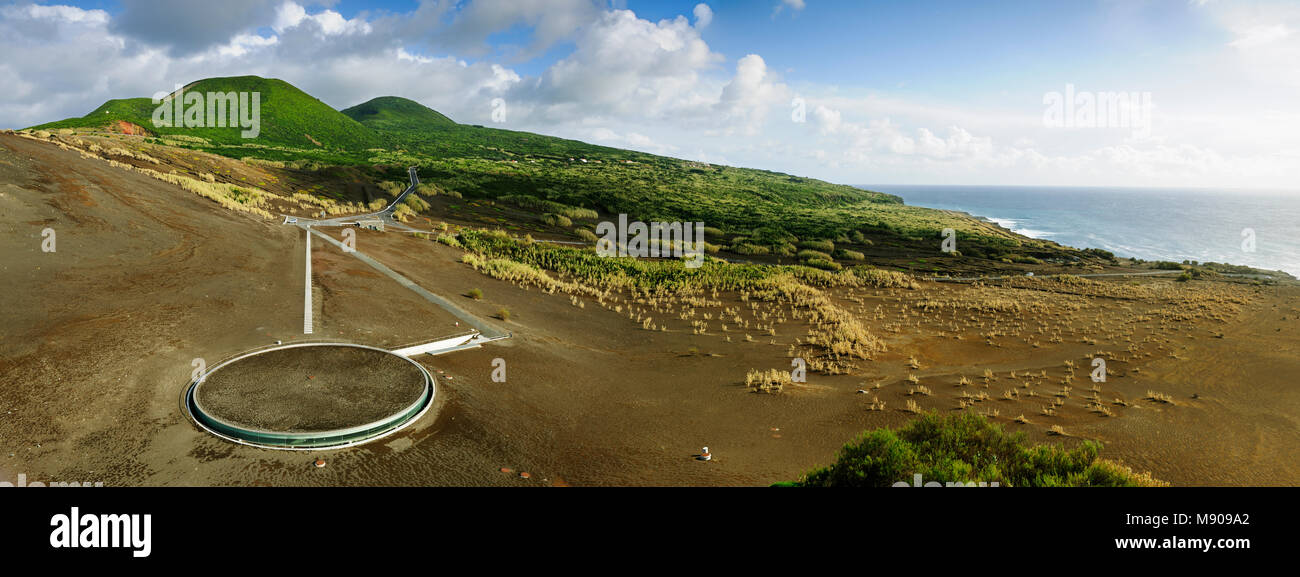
[922, 269, 1279, 283]
[306, 226, 510, 339]
[286, 166, 424, 233]
[304, 226, 313, 334]
[921, 270, 1185, 282]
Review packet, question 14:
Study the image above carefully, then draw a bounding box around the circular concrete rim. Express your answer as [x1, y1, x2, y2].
[185, 342, 435, 451]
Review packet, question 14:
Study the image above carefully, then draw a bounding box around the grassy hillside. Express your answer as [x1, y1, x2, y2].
[342, 96, 456, 131]
[41, 98, 159, 132]
[337, 98, 961, 243]
[32, 76, 380, 150]
[347, 96, 652, 161]
[27, 76, 1069, 257]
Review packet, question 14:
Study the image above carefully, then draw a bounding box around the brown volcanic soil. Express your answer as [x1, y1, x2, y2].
[1, 132, 1297, 487]
[194, 345, 427, 433]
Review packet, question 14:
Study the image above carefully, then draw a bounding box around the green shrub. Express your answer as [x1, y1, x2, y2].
[731, 243, 771, 256]
[500, 195, 598, 220]
[803, 258, 842, 271]
[436, 233, 462, 248]
[798, 239, 836, 252]
[402, 192, 431, 212]
[497, 307, 511, 321]
[797, 249, 832, 261]
[792, 412, 1165, 487]
[1083, 247, 1115, 260]
[834, 249, 865, 261]
[467, 288, 483, 300]
[543, 213, 573, 227]
[850, 266, 919, 289]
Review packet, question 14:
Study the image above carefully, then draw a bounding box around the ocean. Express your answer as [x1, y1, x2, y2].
[861, 185, 1300, 277]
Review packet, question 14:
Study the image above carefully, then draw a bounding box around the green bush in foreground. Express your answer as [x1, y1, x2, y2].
[790, 412, 1166, 487]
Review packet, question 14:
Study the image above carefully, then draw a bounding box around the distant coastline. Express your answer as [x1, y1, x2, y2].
[861, 184, 1300, 278]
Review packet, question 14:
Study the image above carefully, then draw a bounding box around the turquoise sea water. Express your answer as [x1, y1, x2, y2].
[861, 185, 1300, 277]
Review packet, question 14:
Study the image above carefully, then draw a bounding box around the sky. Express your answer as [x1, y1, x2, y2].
[1, 0, 1298, 189]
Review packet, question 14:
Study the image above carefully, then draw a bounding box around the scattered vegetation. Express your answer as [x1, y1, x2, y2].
[745, 369, 792, 393]
[1146, 391, 1174, 404]
[789, 413, 1166, 487]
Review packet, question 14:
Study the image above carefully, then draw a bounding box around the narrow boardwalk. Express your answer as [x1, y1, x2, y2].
[306, 226, 509, 339]
[304, 226, 313, 335]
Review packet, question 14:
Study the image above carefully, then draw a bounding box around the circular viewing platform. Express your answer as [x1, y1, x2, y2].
[186, 343, 434, 450]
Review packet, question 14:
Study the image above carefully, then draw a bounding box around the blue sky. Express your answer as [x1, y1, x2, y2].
[1, 0, 1297, 188]
[260, 1, 1219, 95]
[267, 0, 1223, 94]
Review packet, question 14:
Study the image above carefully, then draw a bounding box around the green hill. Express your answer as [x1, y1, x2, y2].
[27, 76, 1053, 253]
[343, 95, 640, 161]
[342, 96, 456, 131]
[32, 97, 158, 134]
[31, 76, 380, 150]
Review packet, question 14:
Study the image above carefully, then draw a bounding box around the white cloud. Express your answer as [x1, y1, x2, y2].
[527, 9, 724, 123]
[773, 0, 806, 18]
[0, 1, 1296, 189]
[0, 2, 520, 130]
[585, 127, 678, 155]
[273, 1, 308, 33]
[693, 4, 713, 29]
[1228, 23, 1290, 49]
[216, 33, 279, 58]
[812, 105, 841, 135]
[715, 54, 789, 134]
[109, 0, 280, 55]
[437, 0, 603, 58]
[8, 3, 109, 24]
[272, 3, 371, 37]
